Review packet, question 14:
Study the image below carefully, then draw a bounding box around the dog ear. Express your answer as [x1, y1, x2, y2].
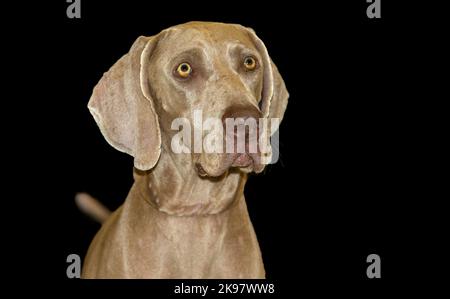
[245, 27, 289, 133]
[88, 36, 161, 170]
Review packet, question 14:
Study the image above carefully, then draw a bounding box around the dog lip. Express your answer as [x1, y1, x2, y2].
[196, 153, 258, 177]
[196, 162, 229, 178]
[195, 163, 208, 177]
[231, 153, 253, 167]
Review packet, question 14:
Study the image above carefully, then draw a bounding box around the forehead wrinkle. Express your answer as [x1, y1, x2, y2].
[158, 43, 211, 71]
[172, 45, 209, 60]
[165, 30, 216, 59]
[182, 31, 219, 67]
[161, 25, 258, 65]
[227, 41, 262, 61]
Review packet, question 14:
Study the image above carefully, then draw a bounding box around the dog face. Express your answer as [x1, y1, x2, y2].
[88, 22, 288, 176]
[147, 23, 267, 177]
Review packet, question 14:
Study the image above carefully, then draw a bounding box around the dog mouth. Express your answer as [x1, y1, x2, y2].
[231, 153, 253, 168]
[195, 153, 259, 177]
[196, 163, 209, 177]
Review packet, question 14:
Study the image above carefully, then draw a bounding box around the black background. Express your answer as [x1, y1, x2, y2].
[6, 0, 446, 296]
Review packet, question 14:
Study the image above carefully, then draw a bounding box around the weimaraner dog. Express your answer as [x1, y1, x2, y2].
[77, 22, 288, 278]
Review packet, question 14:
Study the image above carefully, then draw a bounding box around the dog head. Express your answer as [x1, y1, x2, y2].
[88, 22, 288, 177]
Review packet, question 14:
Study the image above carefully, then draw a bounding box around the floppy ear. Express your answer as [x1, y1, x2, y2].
[245, 27, 289, 132]
[88, 36, 161, 170]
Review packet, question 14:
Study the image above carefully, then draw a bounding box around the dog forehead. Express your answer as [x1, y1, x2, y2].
[163, 22, 254, 49]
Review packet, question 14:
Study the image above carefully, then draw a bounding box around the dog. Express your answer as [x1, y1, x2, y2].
[78, 21, 288, 278]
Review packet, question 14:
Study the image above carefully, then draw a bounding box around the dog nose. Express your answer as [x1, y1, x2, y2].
[222, 105, 262, 154]
[221, 105, 261, 125]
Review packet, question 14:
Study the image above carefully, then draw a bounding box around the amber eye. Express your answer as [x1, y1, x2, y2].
[176, 62, 192, 78]
[243, 56, 257, 71]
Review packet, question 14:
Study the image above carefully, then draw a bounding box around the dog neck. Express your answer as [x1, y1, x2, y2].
[133, 147, 247, 216]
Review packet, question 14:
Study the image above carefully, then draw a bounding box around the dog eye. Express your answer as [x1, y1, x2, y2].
[243, 56, 257, 71]
[176, 62, 192, 78]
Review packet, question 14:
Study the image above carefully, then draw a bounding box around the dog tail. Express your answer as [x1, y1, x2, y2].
[75, 193, 111, 224]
